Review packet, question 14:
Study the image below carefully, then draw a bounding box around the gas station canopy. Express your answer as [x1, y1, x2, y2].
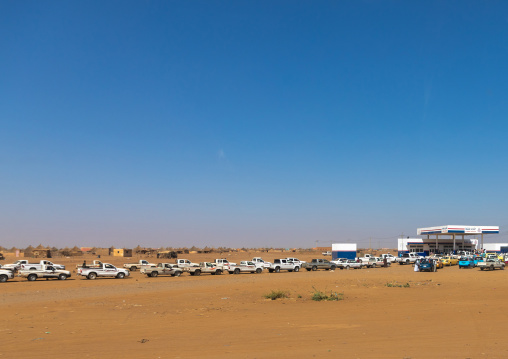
[417, 225, 499, 235]
[417, 225, 499, 250]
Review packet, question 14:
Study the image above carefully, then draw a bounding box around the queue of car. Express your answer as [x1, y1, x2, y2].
[0, 252, 506, 282]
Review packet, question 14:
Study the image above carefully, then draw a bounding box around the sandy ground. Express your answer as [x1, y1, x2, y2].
[1, 251, 507, 359]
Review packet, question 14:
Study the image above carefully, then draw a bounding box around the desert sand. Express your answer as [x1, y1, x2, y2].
[1, 251, 507, 359]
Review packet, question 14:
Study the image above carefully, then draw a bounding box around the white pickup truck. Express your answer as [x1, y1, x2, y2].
[2, 260, 29, 271]
[187, 262, 224, 276]
[228, 261, 264, 274]
[123, 260, 155, 271]
[11, 260, 66, 271]
[396, 253, 422, 265]
[286, 257, 306, 265]
[380, 254, 397, 264]
[213, 258, 236, 269]
[0, 268, 15, 282]
[78, 263, 130, 279]
[140, 263, 183, 277]
[359, 254, 375, 263]
[175, 259, 199, 269]
[267, 259, 300, 273]
[252, 257, 271, 268]
[19, 265, 72, 281]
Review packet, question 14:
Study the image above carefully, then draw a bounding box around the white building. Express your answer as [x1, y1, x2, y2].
[398, 225, 500, 256]
[331, 243, 357, 260]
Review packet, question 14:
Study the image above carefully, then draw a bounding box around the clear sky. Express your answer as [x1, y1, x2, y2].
[1, 1, 508, 249]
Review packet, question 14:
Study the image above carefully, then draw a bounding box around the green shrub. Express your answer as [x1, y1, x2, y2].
[311, 287, 344, 301]
[386, 282, 410, 288]
[264, 290, 289, 300]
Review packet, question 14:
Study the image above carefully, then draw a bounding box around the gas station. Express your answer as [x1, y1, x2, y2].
[398, 225, 500, 256]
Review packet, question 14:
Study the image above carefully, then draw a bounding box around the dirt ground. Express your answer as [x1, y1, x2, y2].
[1, 251, 507, 359]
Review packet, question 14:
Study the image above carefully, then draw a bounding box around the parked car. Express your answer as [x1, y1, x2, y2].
[228, 261, 263, 274]
[77, 263, 130, 279]
[140, 263, 183, 277]
[458, 256, 476, 269]
[302, 259, 337, 271]
[418, 259, 437, 272]
[359, 254, 375, 263]
[267, 259, 300, 273]
[285, 257, 306, 265]
[331, 258, 348, 265]
[0, 268, 15, 282]
[380, 253, 398, 264]
[366, 257, 390, 268]
[19, 265, 72, 281]
[123, 260, 155, 271]
[429, 257, 444, 269]
[339, 260, 363, 270]
[187, 262, 224, 276]
[322, 251, 332, 256]
[441, 256, 458, 266]
[478, 259, 505, 271]
[251, 257, 271, 268]
[396, 253, 421, 265]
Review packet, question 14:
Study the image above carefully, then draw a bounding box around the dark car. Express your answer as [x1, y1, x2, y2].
[418, 259, 437, 272]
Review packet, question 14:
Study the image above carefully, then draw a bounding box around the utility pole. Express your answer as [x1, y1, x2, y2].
[369, 237, 371, 251]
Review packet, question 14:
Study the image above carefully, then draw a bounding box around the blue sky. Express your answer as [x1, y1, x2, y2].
[1, 1, 508, 248]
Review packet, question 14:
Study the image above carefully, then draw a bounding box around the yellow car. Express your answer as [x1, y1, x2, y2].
[441, 256, 458, 266]
[485, 253, 504, 260]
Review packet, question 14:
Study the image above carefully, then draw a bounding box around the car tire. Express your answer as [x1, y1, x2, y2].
[256, 268, 262, 274]
[330, 265, 336, 270]
[88, 272, 97, 280]
[116, 273, 125, 279]
[0, 274, 7, 283]
[234, 268, 240, 275]
[151, 271, 158, 277]
[311, 266, 317, 271]
[194, 269, 201, 276]
[294, 266, 300, 272]
[131, 266, 137, 271]
[215, 270, 222, 275]
[28, 274, 37, 281]
[174, 271, 182, 277]
[275, 267, 280, 273]
[58, 274, 67, 280]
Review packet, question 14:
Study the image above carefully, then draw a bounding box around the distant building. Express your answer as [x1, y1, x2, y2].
[331, 243, 357, 260]
[113, 248, 133, 257]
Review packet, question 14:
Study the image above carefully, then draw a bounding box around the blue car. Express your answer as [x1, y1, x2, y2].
[418, 259, 437, 272]
[458, 256, 476, 269]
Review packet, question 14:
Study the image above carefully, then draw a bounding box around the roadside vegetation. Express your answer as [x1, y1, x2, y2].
[264, 290, 289, 300]
[386, 281, 410, 288]
[311, 287, 344, 301]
